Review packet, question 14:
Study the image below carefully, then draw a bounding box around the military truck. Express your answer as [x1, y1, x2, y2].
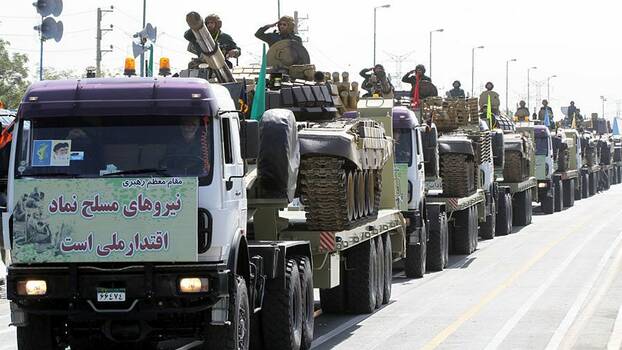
[611, 134, 622, 184]
[580, 131, 601, 197]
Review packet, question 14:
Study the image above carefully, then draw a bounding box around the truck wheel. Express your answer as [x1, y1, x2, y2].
[563, 179, 575, 208]
[541, 184, 555, 214]
[262, 259, 302, 350]
[374, 237, 384, 308]
[294, 257, 314, 350]
[575, 176, 583, 201]
[452, 207, 476, 255]
[382, 233, 392, 304]
[513, 190, 532, 226]
[470, 206, 479, 251]
[427, 212, 448, 271]
[405, 222, 426, 278]
[480, 197, 496, 240]
[589, 173, 596, 196]
[346, 240, 377, 314]
[16, 314, 58, 350]
[495, 193, 512, 236]
[554, 178, 564, 212]
[582, 173, 590, 198]
[205, 275, 250, 350]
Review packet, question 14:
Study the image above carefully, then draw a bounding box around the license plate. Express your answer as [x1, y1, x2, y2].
[96, 288, 126, 302]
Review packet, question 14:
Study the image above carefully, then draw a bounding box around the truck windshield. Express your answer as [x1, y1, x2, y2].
[394, 128, 412, 165]
[535, 136, 549, 155]
[15, 116, 213, 184]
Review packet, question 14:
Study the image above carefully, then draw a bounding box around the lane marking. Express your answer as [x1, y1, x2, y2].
[608, 305, 622, 350]
[419, 210, 620, 350]
[545, 231, 622, 349]
[484, 227, 622, 350]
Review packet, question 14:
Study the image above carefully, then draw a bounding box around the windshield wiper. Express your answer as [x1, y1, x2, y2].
[102, 168, 170, 177]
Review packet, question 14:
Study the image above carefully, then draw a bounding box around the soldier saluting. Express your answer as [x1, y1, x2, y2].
[184, 14, 240, 68]
[255, 16, 302, 47]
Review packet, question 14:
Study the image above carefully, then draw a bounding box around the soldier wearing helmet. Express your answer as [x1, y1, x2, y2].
[402, 64, 438, 99]
[255, 16, 302, 47]
[359, 64, 394, 97]
[184, 14, 240, 67]
[448, 80, 465, 98]
[479, 82, 500, 114]
[514, 100, 530, 119]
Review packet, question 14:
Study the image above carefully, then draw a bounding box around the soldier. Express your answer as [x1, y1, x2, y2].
[184, 14, 240, 68]
[538, 99, 554, 128]
[359, 64, 394, 97]
[514, 100, 530, 120]
[448, 80, 465, 98]
[479, 82, 500, 114]
[255, 16, 302, 47]
[402, 64, 437, 99]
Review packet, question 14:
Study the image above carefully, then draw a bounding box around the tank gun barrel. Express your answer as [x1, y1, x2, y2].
[186, 12, 235, 83]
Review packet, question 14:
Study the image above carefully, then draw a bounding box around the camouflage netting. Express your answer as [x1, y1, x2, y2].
[422, 97, 480, 132]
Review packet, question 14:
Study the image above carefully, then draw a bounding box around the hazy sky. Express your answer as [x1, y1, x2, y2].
[2, 0, 621, 118]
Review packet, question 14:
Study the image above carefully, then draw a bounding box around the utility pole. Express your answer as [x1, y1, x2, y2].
[386, 51, 413, 90]
[505, 58, 517, 115]
[293, 11, 309, 42]
[471, 46, 484, 97]
[140, 0, 147, 77]
[278, 0, 281, 18]
[96, 7, 114, 77]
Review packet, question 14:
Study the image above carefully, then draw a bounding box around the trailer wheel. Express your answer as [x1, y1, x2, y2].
[495, 192, 513, 236]
[452, 206, 477, 255]
[205, 275, 250, 350]
[574, 176, 582, 201]
[382, 233, 392, 304]
[262, 259, 302, 350]
[427, 212, 448, 271]
[470, 205, 479, 251]
[16, 314, 58, 350]
[480, 197, 496, 240]
[563, 179, 575, 208]
[513, 190, 532, 226]
[294, 256, 314, 350]
[346, 240, 377, 314]
[405, 222, 426, 278]
[582, 173, 590, 198]
[554, 177, 564, 212]
[374, 237, 384, 308]
[589, 173, 596, 196]
[541, 184, 555, 214]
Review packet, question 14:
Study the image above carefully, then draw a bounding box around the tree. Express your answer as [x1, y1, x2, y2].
[0, 39, 30, 110]
[40, 67, 81, 80]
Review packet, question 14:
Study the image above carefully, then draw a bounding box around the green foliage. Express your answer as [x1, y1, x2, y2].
[0, 39, 30, 110]
[41, 67, 81, 81]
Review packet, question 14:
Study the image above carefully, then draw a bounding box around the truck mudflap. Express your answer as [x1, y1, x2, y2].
[426, 189, 485, 213]
[500, 176, 537, 194]
[7, 263, 229, 318]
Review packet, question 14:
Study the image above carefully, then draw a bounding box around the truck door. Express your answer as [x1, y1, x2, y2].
[220, 114, 245, 212]
[413, 128, 425, 206]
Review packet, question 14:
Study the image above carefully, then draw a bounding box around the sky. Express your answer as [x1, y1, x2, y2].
[1, 0, 622, 118]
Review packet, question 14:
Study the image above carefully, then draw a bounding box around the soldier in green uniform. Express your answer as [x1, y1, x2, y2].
[514, 100, 530, 120]
[255, 16, 302, 47]
[184, 14, 240, 68]
[479, 82, 500, 114]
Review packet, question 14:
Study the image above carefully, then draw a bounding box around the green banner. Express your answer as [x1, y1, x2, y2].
[394, 163, 409, 211]
[11, 177, 198, 263]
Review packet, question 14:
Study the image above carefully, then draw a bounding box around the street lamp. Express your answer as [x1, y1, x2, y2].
[601, 95, 607, 119]
[527, 66, 537, 113]
[429, 28, 444, 80]
[373, 4, 390, 65]
[471, 45, 484, 97]
[546, 74, 557, 102]
[505, 58, 517, 114]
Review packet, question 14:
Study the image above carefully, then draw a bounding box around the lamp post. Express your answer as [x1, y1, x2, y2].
[547, 75, 557, 101]
[471, 45, 484, 97]
[429, 28, 443, 80]
[527, 66, 537, 112]
[505, 58, 517, 114]
[373, 4, 390, 66]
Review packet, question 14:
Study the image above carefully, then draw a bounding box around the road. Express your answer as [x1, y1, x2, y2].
[2, 186, 622, 350]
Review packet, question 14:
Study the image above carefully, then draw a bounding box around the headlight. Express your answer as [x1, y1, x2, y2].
[538, 182, 548, 188]
[17, 280, 47, 296]
[179, 277, 210, 293]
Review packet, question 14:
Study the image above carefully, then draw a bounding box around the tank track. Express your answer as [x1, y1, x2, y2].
[440, 153, 476, 197]
[300, 156, 381, 231]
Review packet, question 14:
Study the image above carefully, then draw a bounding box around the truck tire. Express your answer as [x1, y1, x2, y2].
[382, 233, 392, 304]
[554, 178, 564, 212]
[480, 197, 496, 240]
[470, 206, 479, 251]
[427, 212, 448, 271]
[541, 184, 555, 214]
[374, 237, 384, 308]
[582, 173, 590, 198]
[346, 240, 377, 314]
[495, 192, 513, 236]
[205, 275, 250, 350]
[452, 206, 477, 255]
[262, 259, 303, 350]
[575, 176, 582, 201]
[405, 222, 426, 278]
[563, 179, 575, 208]
[589, 173, 596, 196]
[513, 190, 532, 226]
[293, 257, 314, 350]
[16, 314, 57, 350]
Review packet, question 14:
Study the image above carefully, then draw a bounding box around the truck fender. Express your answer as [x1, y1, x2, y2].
[227, 230, 250, 284]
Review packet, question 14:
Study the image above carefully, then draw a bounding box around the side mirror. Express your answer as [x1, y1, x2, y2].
[240, 119, 259, 160]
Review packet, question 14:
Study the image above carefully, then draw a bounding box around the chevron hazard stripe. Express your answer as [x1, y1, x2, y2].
[319, 231, 336, 252]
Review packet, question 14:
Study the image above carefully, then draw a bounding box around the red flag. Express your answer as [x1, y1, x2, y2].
[411, 73, 422, 108]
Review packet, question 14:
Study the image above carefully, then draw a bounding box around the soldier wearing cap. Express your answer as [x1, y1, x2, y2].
[255, 16, 302, 47]
[184, 14, 240, 68]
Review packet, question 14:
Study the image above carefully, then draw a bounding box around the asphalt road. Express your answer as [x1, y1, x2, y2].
[2, 185, 622, 350]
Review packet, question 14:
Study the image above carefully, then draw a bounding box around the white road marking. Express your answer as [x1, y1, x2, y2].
[483, 224, 621, 350]
[608, 305, 622, 350]
[545, 231, 622, 350]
